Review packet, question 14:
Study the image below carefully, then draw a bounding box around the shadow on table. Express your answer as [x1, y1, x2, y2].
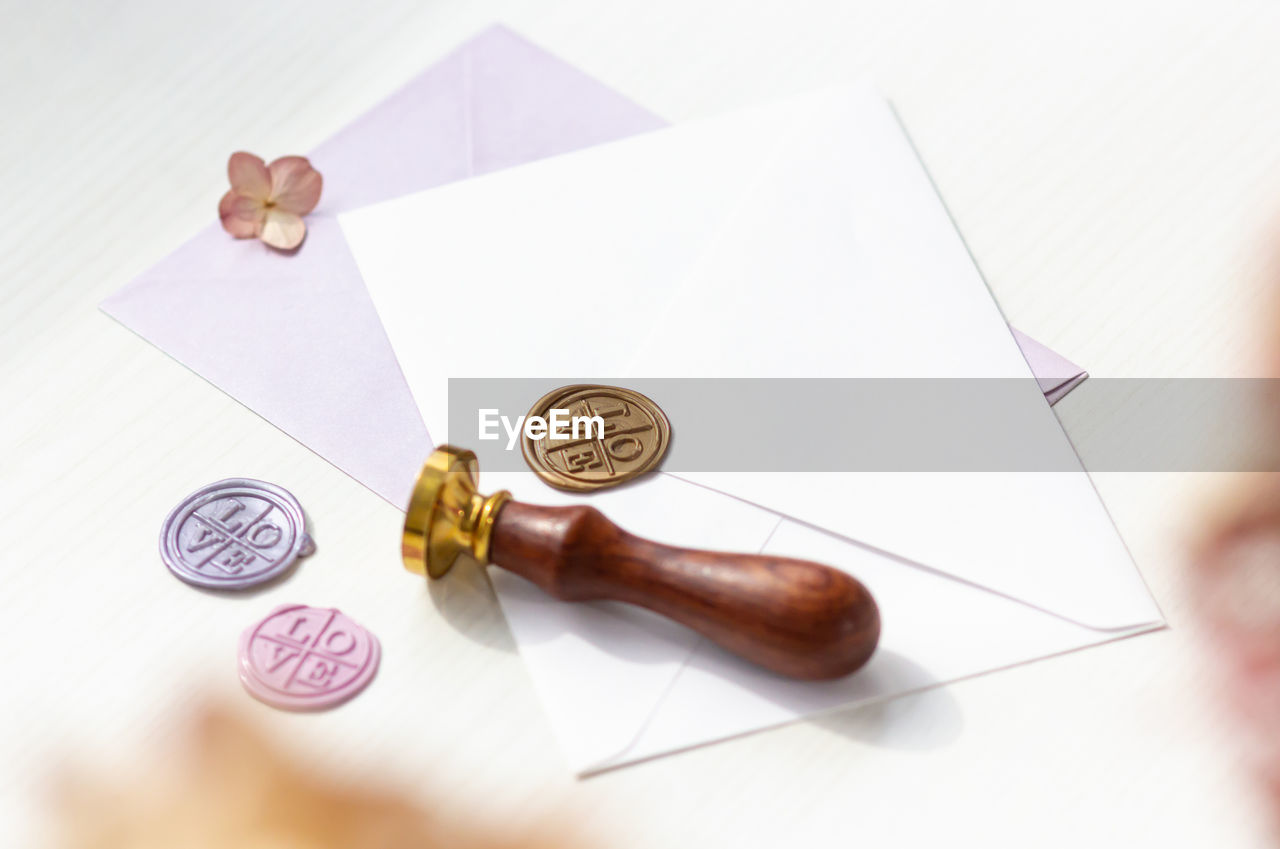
[426, 558, 519, 654]
[810, 684, 964, 751]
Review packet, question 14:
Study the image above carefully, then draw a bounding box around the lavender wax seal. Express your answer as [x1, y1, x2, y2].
[160, 478, 314, 590]
[238, 604, 380, 710]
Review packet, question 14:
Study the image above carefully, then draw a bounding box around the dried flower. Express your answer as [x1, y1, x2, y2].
[49, 703, 581, 849]
[218, 152, 322, 250]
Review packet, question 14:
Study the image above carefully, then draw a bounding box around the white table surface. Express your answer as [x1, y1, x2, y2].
[3, 1, 1279, 845]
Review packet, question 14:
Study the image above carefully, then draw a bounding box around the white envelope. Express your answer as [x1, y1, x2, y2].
[339, 83, 1164, 774]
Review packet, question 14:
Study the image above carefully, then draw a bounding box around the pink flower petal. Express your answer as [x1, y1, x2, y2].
[259, 208, 306, 250]
[218, 190, 264, 239]
[267, 156, 323, 215]
[227, 152, 271, 200]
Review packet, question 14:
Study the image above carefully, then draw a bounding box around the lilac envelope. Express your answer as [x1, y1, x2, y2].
[101, 25, 1085, 507]
[1011, 327, 1089, 404]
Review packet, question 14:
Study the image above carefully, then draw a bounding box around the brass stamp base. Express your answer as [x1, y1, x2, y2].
[402, 446, 511, 578]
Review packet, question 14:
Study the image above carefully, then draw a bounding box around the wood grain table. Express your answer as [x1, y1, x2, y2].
[2, 1, 1278, 845]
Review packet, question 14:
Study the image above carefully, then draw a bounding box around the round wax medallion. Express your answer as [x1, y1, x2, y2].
[238, 604, 380, 711]
[521, 384, 671, 492]
[160, 478, 314, 590]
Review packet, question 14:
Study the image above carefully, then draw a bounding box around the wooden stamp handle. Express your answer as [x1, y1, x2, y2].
[489, 501, 880, 680]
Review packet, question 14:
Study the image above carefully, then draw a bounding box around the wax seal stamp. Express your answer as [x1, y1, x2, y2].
[403, 446, 879, 679]
[238, 604, 380, 711]
[521, 384, 671, 492]
[160, 478, 314, 589]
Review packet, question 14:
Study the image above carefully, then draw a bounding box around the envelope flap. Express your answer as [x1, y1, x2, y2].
[311, 26, 664, 212]
[600, 520, 1161, 773]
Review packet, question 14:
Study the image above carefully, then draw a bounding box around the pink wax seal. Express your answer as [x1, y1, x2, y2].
[238, 604, 380, 711]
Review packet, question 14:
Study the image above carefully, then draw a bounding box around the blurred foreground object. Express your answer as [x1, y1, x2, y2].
[49, 706, 566, 849]
[1196, 475, 1280, 801]
[1194, 249, 1280, 833]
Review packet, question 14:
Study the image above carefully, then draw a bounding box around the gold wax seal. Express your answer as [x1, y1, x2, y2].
[521, 385, 671, 492]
